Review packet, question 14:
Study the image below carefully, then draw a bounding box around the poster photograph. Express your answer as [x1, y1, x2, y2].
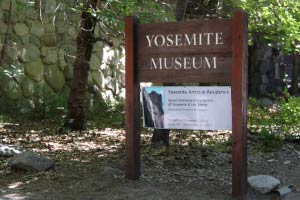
[142, 86, 232, 130]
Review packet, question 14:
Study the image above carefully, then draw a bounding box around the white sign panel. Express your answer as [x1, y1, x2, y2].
[142, 86, 232, 130]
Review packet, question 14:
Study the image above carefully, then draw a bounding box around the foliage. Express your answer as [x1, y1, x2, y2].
[248, 96, 300, 151]
[232, 0, 300, 53]
[86, 98, 125, 129]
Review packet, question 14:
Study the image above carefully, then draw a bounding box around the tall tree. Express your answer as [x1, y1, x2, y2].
[65, 0, 174, 130]
[65, 0, 98, 130]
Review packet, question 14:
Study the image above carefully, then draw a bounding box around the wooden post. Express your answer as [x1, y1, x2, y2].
[231, 11, 248, 199]
[125, 17, 141, 180]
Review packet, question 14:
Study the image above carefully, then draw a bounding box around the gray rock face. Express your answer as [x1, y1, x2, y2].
[0, 75, 21, 101]
[44, 0, 57, 15]
[41, 47, 58, 64]
[44, 65, 65, 92]
[8, 151, 54, 171]
[41, 33, 57, 47]
[24, 59, 44, 82]
[30, 21, 45, 37]
[19, 44, 40, 63]
[0, 144, 24, 156]
[20, 77, 35, 98]
[14, 23, 29, 36]
[248, 175, 280, 193]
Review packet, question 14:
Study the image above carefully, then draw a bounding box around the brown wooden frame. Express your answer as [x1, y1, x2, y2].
[125, 11, 248, 199]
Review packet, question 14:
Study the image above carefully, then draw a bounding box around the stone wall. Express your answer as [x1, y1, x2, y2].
[249, 34, 285, 97]
[0, 0, 125, 113]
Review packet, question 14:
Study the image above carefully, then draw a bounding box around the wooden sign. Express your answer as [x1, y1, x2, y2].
[125, 11, 248, 199]
[137, 19, 232, 83]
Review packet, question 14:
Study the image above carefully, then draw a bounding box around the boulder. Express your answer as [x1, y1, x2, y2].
[0, 75, 21, 101]
[0, 144, 24, 156]
[44, 65, 65, 93]
[30, 21, 45, 37]
[58, 49, 68, 70]
[0, 20, 7, 34]
[41, 47, 58, 64]
[25, 7, 38, 20]
[19, 44, 40, 63]
[248, 175, 280, 193]
[2, 45, 18, 64]
[63, 45, 76, 64]
[44, 23, 55, 33]
[91, 70, 103, 89]
[24, 59, 44, 82]
[14, 23, 29, 36]
[45, 0, 57, 15]
[1, 0, 16, 11]
[29, 34, 41, 47]
[90, 54, 101, 70]
[41, 33, 57, 47]
[20, 77, 35, 98]
[258, 98, 273, 107]
[67, 26, 78, 40]
[64, 64, 74, 81]
[8, 151, 54, 171]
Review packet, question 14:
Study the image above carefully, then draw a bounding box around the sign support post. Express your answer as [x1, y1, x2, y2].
[125, 17, 141, 180]
[231, 11, 248, 199]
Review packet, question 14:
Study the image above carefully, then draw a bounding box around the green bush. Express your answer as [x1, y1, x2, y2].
[248, 96, 300, 151]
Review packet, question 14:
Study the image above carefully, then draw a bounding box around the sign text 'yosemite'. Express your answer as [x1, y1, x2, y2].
[136, 20, 232, 83]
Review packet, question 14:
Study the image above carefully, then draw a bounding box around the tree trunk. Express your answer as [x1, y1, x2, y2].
[291, 53, 300, 95]
[65, 0, 98, 130]
[151, 0, 188, 146]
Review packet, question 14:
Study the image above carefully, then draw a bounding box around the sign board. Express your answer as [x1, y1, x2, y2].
[136, 20, 232, 83]
[142, 86, 232, 130]
[125, 11, 248, 199]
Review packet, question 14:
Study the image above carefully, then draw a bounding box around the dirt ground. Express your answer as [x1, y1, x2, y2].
[0, 121, 300, 200]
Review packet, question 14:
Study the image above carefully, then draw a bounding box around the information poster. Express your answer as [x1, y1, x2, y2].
[142, 86, 232, 130]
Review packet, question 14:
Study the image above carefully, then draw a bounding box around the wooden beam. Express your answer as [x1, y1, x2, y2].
[231, 11, 248, 199]
[125, 16, 141, 180]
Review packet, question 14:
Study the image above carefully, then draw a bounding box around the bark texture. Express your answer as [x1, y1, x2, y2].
[65, 0, 98, 130]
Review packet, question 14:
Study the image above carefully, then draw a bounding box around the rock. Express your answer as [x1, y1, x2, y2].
[20, 77, 35, 98]
[14, 23, 29, 36]
[19, 44, 40, 63]
[63, 45, 76, 64]
[25, 7, 38, 20]
[91, 70, 103, 89]
[8, 152, 54, 171]
[44, 23, 55, 33]
[90, 54, 101, 70]
[55, 21, 67, 34]
[29, 34, 41, 47]
[0, 20, 7, 34]
[58, 49, 68, 70]
[67, 26, 78, 40]
[1, 0, 16, 11]
[30, 21, 45, 37]
[44, 65, 65, 93]
[24, 59, 44, 82]
[64, 64, 74, 81]
[248, 175, 280, 194]
[0, 144, 24, 156]
[258, 98, 273, 107]
[284, 193, 300, 200]
[45, 0, 56, 15]
[0, 77, 21, 101]
[41, 33, 57, 47]
[2, 45, 18, 64]
[41, 47, 58, 64]
[20, 34, 30, 44]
